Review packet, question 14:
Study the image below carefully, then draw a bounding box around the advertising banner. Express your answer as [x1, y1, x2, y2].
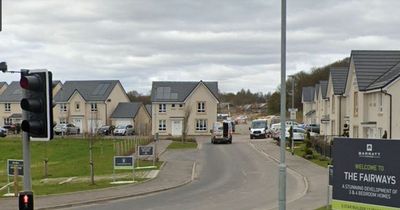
[114, 156, 134, 170]
[138, 146, 154, 157]
[332, 138, 400, 209]
[7, 159, 23, 176]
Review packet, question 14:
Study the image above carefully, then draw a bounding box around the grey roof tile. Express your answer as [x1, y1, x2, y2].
[111, 102, 142, 118]
[302, 86, 315, 102]
[54, 80, 119, 102]
[151, 81, 219, 102]
[330, 67, 349, 95]
[145, 104, 152, 116]
[351, 50, 400, 90]
[367, 61, 400, 90]
[0, 82, 7, 88]
[319, 80, 328, 99]
[0, 81, 23, 102]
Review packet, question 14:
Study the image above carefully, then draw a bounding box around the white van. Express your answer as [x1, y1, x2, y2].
[211, 121, 232, 144]
[249, 119, 268, 139]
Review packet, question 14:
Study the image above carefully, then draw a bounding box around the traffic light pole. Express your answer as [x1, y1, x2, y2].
[21, 70, 32, 192]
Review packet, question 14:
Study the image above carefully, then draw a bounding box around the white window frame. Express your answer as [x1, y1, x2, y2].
[5, 103, 11, 112]
[60, 103, 67, 112]
[158, 120, 166, 131]
[197, 102, 205, 113]
[60, 118, 68, 124]
[159, 104, 166, 113]
[196, 119, 207, 131]
[91, 103, 98, 112]
[4, 118, 12, 125]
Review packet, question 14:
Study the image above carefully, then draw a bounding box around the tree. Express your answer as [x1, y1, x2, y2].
[127, 90, 151, 104]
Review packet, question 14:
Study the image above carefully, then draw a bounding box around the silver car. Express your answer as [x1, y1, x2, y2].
[54, 123, 80, 135]
[113, 125, 134, 136]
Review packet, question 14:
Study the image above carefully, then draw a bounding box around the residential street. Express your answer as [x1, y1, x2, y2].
[62, 135, 320, 210]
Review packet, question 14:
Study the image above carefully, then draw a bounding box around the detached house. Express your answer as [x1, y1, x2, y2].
[151, 81, 219, 136]
[111, 102, 151, 135]
[317, 81, 329, 135]
[344, 50, 400, 139]
[53, 80, 129, 134]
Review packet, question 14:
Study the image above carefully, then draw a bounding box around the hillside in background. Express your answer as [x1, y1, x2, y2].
[267, 57, 350, 115]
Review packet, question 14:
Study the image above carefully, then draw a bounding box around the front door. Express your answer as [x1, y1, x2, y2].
[171, 120, 183, 136]
[72, 118, 83, 132]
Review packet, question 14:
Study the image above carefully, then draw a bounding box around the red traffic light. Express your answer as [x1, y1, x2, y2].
[23, 195, 29, 204]
[20, 75, 41, 90]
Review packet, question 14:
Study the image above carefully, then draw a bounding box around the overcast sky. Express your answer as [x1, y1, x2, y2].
[1, 0, 400, 94]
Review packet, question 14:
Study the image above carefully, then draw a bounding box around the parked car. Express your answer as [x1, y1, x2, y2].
[54, 123, 80, 135]
[97, 125, 115, 136]
[304, 124, 320, 133]
[211, 121, 232, 144]
[0, 127, 7, 137]
[285, 127, 306, 141]
[250, 119, 268, 139]
[3, 124, 16, 134]
[113, 125, 134, 136]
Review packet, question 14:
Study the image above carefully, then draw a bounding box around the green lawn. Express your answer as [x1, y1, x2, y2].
[0, 136, 159, 195]
[167, 141, 198, 149]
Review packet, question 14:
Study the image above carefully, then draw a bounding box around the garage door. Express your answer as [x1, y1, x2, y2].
[114, 119, 132, 127]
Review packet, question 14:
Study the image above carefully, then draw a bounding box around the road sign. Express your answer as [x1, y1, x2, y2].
[114, 156, 134, 170]
[332, 138, 400, 209]
[7, 159, 23, 176]
[288, 108, 298, 112]
[138, 146, 154, 157]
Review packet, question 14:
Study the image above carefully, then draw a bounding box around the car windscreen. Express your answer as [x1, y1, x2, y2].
[213, 123, 223, 131]
[251, 121, 266, 129]
[116, 125, 125, 129]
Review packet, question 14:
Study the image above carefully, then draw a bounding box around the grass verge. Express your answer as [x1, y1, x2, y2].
[167, 141, 197, 149]
[289, 142, 331, 168]
[0, 136, 159, 196]
[315, 205, 331, 210]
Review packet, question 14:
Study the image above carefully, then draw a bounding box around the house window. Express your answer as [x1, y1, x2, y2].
[197, 102, 205, 112]
[331, 96, 335, 114]
[378, 93, 383, 113]
[158, 120, 166, 131]
[159, 104, 166, 113]
[196, 119, 207, 131]
[179, 104, 183, 108]
[4, 103, 11, 112]
[91, 103, 97, 112]
[353, 91, 358, 117]
[171, 104, 175, 108]
[4, 118, 12, 125]
[60, 103, 67, 112]
[75, 102, 80, 111]
[60, 118, 67, 124]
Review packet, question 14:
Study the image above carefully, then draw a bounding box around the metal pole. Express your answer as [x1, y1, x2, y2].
[22, 88, 32, 191]
[291, 77, 294, 155]
[279, 0, 287, 209]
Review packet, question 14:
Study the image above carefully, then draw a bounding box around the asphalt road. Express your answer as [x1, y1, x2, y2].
[63, 135, 306, 210]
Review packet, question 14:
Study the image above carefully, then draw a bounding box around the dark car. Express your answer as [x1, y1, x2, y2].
[97, 125, 115, 136]
[305, 124, 320, 133]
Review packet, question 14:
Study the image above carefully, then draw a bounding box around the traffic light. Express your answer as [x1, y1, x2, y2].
[20, 70, 53, 140]
[19, 191, 33, 210]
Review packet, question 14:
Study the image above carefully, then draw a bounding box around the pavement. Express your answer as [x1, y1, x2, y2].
[0, 140, 196, 210]
[250, 139, 328, 210]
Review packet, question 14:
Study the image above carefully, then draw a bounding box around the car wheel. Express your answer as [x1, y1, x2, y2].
[250, 135, 253, 139]
[263, 134, 266, 139]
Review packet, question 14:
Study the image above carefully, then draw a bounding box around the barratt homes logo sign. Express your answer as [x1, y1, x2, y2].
[358, 143, 381, 159]
[333, 138, 400, 210]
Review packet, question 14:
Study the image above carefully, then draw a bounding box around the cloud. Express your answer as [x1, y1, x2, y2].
[1, 0, 400, 94]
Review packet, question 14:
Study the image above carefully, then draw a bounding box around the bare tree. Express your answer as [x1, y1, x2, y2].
[181, 105, 192, 142]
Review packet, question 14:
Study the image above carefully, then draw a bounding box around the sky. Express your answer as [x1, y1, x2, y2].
[1, 0, 400, 95]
